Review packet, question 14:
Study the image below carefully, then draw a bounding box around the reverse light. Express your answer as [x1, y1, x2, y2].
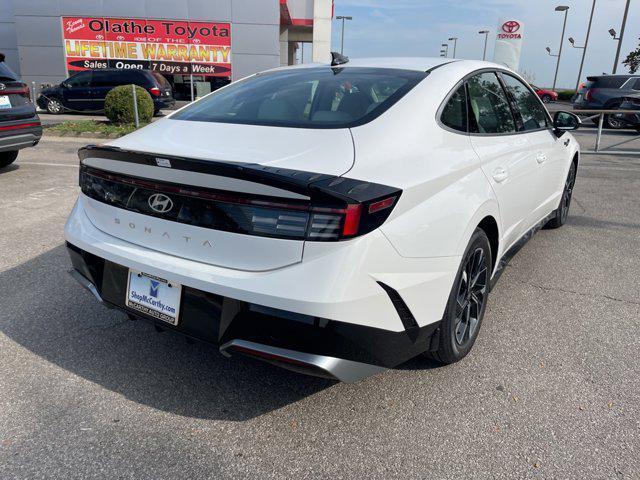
[149, 87, 161, 96]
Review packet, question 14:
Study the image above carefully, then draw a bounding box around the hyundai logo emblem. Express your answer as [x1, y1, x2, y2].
[148, 193, 174, 213]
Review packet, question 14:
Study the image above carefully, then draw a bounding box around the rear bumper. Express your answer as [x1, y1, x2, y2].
[64, 195, 456, 380]
[66, 241, 441, 381]
[153, 97, 175, 110]
[0, 119, 42, 152]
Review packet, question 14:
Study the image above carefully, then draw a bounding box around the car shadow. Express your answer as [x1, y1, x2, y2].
[0, 163, 19, 174]
[0, 245, 334, 421]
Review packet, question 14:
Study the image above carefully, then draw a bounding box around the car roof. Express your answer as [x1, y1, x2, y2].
[269, 57, 511, 74]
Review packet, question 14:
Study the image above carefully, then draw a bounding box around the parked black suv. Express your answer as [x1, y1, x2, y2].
[36, 69, 175, 115]
[573, 74, 640, 128]
[0, 53, 42, 169]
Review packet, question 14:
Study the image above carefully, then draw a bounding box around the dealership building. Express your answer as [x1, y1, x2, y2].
[1, 0, 333, 98]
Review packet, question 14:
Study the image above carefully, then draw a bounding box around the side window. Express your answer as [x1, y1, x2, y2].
[440, 85, 468, 133]
[501, 74, 548, 131]
[467, 72, 516, 134]
[66, 71, 92, 88]
[632, 78, 640, 91]
[90, 70, 112, 87]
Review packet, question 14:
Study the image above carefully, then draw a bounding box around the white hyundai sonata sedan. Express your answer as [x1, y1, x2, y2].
[65, 56, 580, 382]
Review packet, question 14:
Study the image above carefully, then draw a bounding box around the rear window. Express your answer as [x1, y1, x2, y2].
[0, 62, 18, 81]
[171, 67, 426, 129]
[151, 72, 171, 88]
[586, 76, 628, 89]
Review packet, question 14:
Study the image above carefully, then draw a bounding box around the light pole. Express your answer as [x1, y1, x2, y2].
[336, 16, 353, 55]
[568, 0, 596, 91]
[611, 0, 631, 73]
[448, 37, 458, 58]
[478, 30, 489, 60]
[441, 43, 449, 58]
[550, 6, 569, 92]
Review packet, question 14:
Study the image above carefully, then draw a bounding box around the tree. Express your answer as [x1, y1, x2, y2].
[623, 38, 640, 74]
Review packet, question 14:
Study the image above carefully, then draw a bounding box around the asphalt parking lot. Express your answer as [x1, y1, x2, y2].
[1, 130, 639, 479]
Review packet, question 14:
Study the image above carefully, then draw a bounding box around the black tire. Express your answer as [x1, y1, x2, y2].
[545, 161, 577, 229]
[428, 228, 492, 364]
[46, 97, 63, 114]
[0, 150, 19, 169]
[541, 94, 552, 104]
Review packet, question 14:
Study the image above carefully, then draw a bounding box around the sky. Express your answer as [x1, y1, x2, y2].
[325, 0, 640, 89]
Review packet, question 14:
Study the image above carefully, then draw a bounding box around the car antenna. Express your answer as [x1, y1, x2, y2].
[331, 52, 349, 67]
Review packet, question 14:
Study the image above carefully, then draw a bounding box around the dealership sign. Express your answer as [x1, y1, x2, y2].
[493, 18, 525, 71]
[61, 17, 231, 77]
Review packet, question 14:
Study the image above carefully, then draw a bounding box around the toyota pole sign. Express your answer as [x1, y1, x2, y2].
[493, 18, 525, 71]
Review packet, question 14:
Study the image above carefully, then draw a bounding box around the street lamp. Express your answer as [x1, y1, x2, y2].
[610, 0, 631, 74]
[335, 16, 353, 55]
[567, 0, 596, 91]
[549, 6, 569, 92]
[441, 43, 449, 58]
[448, 37, 458, 58]
[478, 30, 489, 60]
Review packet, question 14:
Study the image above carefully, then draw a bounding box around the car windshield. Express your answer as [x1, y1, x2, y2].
[171, 67, 426, 128]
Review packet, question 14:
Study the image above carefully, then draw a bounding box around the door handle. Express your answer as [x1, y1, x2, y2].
[492, 167, 508, 183]
[536, 152, 547, 164]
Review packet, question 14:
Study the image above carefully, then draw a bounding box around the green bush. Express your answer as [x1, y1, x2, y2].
[104, 84, 154, 124]
[556, 89, 576, 102]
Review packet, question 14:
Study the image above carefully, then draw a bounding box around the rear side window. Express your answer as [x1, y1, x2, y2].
[501, 74, 548, 131]
[588, 76, 627, 89]
[467, 72, 516, 134]
[440, 85, 467, 132]
[171, 67, 426, 129]
[631, 78, 640, 91]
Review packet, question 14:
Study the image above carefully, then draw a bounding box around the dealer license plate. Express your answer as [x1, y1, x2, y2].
[0, 96, 11, 109]
[125, 270, 182, 325]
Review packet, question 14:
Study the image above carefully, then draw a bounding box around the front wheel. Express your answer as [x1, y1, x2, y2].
[541, 94, 552, 104]
[427, 229, 491, 364]
[46, 98, 63, 114]
[545, 161, 577, 229]
[0, 150, 19, 169]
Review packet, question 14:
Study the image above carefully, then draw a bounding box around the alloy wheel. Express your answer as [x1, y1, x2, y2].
[560, 163, 576, 223]
[47, 99, 62, 114]
[454, 248, 488, 347]
[606, 115, 624, 129]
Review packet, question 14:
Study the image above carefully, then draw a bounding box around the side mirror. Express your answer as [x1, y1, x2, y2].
[553, 111, 580, 135]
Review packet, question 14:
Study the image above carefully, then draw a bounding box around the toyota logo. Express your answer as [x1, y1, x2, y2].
[502, 21, 520, 33]
[148, 193, 174, 213]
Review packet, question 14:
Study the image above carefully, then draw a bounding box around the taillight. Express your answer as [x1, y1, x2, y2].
[2, 83, 29, 98]
[79, 166, 401, 242]
[149, 87, 161, 96]
[585, 88, 597, 102]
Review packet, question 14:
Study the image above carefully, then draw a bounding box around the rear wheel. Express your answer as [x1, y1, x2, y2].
[428, 229, 491, 364]
[541, 94, 552, 104]
[545, 161, 576, 229]
[0, 150, 19, 169]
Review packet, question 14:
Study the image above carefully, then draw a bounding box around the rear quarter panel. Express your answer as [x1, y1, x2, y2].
[347, 62, 500, 260]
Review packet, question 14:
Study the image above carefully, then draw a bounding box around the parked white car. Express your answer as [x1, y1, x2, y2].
[65, 56, 580, 382]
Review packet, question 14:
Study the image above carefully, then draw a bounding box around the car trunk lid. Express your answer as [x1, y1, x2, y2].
[78, 120, 356, 271]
